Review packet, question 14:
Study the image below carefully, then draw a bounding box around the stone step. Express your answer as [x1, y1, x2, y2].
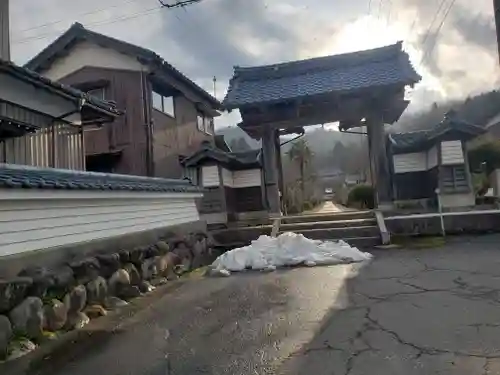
[281, 210, 374, 224]
[279, 218, 377, 232]
[279, 225, 380, 241]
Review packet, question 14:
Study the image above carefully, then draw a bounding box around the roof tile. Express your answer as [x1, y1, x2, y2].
[0, 164, 202, 193]
[223, 42, 421, 109]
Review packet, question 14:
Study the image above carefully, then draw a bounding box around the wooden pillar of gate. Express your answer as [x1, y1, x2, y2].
[261, 126, 281, 215]
[367, 116, 392, 209]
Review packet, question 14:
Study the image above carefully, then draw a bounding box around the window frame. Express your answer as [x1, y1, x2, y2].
[152, 90, 175, 118]
[441, 164, 469, 192]
[196, 112, 213, 135]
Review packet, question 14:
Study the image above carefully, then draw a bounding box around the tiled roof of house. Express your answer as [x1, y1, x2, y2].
[25, 22, 221, 110]
[389, 111, 485, 153]
[183, 141, 261, 169]
[0, 58, 121, 117]
[223, 42, 421, 109]
[0, 164, 201, 193]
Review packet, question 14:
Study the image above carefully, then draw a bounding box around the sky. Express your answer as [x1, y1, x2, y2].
[9, 0, 500, 129]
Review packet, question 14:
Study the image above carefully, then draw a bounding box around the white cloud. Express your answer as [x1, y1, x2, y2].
[9, 0, 500, 128]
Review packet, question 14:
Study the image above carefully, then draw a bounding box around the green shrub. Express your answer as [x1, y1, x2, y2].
[302, 201, 314, 211]
[347, 184, 375, 209]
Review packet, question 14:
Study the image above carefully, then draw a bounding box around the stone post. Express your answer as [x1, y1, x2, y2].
[0, 0, 9, 61]
[261, 126, 281, 215]
[367, 117, 392, 209]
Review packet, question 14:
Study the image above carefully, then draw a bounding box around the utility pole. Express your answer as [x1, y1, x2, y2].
[158, 0, 202, 8]
[0, 0, 10, 60]
[494, 0, 500, 64]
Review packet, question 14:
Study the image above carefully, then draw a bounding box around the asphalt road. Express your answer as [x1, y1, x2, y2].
[30, 235, 500, 375]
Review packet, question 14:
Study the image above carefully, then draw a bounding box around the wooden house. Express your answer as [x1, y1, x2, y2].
[182, 139, 266, 226]
[25, 22, 222, 178]
[388, 111, 485, 210]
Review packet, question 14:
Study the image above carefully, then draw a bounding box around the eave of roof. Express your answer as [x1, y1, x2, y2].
[25, 22, 222, 111]
[1, 58, 121, 118]
[389, 113, 485, 153]
[223, 42, 421, 110]
[183, 143, 261, 169]
[0, 163, 202, 193]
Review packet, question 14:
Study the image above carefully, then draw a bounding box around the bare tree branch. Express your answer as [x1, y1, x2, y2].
[158, 0, 203, 8]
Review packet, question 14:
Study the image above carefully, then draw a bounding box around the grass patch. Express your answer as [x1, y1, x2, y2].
[392, 236, 446, 249]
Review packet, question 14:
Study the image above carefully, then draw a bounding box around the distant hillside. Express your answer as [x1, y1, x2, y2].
[216, 126, 365, 154]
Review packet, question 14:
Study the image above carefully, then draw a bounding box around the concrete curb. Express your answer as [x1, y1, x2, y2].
[0, 279, 186, 375]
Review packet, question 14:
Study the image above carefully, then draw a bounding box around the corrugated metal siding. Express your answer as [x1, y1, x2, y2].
[441, 141, 464, 165]
[0, 193, 199, 257]
[202, 165, 219, 187]
[393, 152, 427, 173]
[0, 124, 83, 169]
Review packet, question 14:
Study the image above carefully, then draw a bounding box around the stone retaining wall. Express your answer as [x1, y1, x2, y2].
[0, 227, 217, 361]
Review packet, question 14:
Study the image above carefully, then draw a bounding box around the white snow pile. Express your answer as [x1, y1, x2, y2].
[210, 232, 373, 274]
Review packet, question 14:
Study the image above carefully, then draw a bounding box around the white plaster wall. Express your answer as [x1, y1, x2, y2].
[202, 165, 219, 187]
[440, 193, 475, 209]
[221, 168, 233, 187]
[490, 170, 500, 197]
[0, 72, 81, 123]
[427, 146, 438, 169]
[200, 212, 228, 225]
[40, 41, 144, 81]
[0, 190, 201, 257]
[233, 169, 262, 188]
[393, 152, 427, 173]
[441, 141, 464, 165]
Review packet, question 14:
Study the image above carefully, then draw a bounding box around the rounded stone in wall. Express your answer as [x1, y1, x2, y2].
[0, 315, 12, 359]
[9, 297, 44, 340]
[0, 278, 33, 314]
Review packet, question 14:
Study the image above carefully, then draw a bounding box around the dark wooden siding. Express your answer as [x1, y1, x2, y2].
[58, 66, 214, 178]
[151, 95, 214, 178]
[57, 66, 148, 176]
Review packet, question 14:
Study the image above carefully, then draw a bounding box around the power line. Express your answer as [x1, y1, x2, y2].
[158, 0, 202, 8]
[13, 5, 162, 45]
[421, 0, 457, 65]
[419, 0, 449, 51]
[14, 0, 144, 35]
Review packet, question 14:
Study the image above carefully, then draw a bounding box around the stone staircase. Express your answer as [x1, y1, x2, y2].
[212, 210, 383, 249]
[277, 210, 381, 248]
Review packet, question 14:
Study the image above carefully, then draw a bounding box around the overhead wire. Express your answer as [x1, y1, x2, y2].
[421, 0, 457, 65]
[13, 0, 145, 34]
[13, 5, 163, 45]
[419, 0, 449, 52]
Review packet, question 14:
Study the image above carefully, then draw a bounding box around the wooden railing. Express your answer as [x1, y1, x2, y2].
[0, 123, 84, 170]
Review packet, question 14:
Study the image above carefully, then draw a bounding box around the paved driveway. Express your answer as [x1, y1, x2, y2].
[32, 235, 500, 375]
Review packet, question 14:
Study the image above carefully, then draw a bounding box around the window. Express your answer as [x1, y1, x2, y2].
[152, 91, 175, 117]
[87, 87, 105, 100]
[197, 113, 213, 134]
[442, 165, 468, 192]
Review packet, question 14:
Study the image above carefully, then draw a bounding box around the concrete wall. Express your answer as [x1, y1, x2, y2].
[0, 188, 201, 258]
[386, 211, 500, 236]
